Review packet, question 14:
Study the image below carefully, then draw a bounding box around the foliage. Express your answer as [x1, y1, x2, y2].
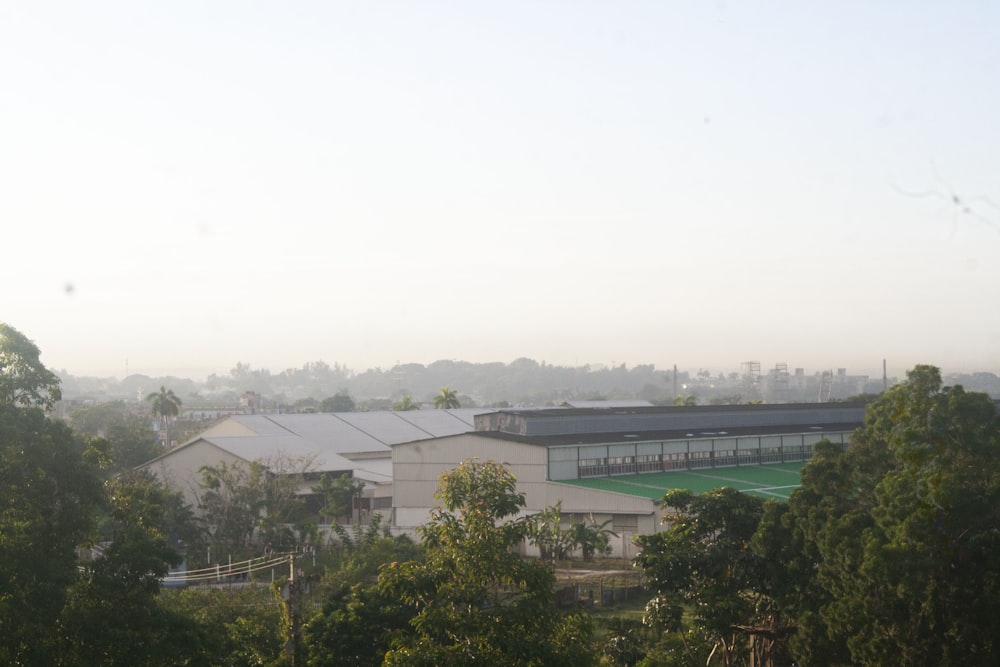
[379, 459, 598, 665]
[527, 506, 617, 563]
[160, 585, 286, 666]
[0, 404, 103, 664]
[432, 385, 460, 409]
[198, 456, 313, 560]
[68, 401, 161, 470]
[392, 394, 420, 411]
[783, 364, 1000, 665]
[572, 515, 618, 562]
[635, 365, 1000, 667]
[321, 390, 356, 412]
[312, 472, 365, 524]
[305, 580, 416, 667]
[634, 487, 788, 667]
[58, 471, 199, 666]
[526, 502, 576, 562]
[0, 322, 62, 409]
[146, 385, 182, 446]
[603, 620, 646, 666]
[305, 513, 422, 665]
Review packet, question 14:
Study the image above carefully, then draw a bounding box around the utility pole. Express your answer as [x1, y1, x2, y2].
[284, 553, 300, 666]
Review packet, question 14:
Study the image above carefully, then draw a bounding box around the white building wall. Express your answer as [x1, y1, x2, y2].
[143, 439, 247, 510]
[391, 434, 665, 557]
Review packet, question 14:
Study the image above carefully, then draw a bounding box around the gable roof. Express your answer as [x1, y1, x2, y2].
[143, 408, 493, 476]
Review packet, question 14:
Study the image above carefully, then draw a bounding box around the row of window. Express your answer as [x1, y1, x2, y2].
[577, 441, 831, 478]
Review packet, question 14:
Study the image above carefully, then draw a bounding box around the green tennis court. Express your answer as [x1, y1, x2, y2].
[555, 462, 805, 501]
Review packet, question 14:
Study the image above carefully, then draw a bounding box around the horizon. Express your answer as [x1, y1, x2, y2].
[50, 354, 986, 385]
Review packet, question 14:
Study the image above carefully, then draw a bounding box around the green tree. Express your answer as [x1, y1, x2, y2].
[379, 459, 597, 666]
[0, 322, 62, 409]
[68, 401, 160, 470]
[305, 581, 416, 667]
[526, 502, 576, 563]
[198, 456, 313, 559]
[786, 365, 1000, 665]
[570, 515, 617, 562]
[312, 472, 365, 524]
[321, 390, 356, 413]
[59, 471, 198, 666]
[0, 404, 102, 664]
[393, 394, 420, 411]
[634, 487, 791, 667]
[160, 585, 284, 666]
[432, 385, 460, 409]
[146, 385, 182, 447]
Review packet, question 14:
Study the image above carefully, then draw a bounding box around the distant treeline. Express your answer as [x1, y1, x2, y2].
[56, 359, 1000, 410]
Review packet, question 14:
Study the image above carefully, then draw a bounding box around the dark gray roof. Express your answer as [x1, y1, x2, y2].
[472, 421, 862, 448]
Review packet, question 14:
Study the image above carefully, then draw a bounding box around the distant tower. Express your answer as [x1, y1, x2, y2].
[771, 362, 789, 401]
[741, 361, 761, 401]
[818, 370, 833, 402]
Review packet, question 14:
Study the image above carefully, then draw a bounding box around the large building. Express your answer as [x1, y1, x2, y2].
[143, 403, 867, 559]
[391, 403, 866, 557]
[142, 408, 492, 518]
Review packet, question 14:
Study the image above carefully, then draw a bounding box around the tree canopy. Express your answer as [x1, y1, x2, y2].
[432, 385, 460, 409]
[378, 459, 596, 666]
[0, 404, 102, 663]
[321, 390, 356, 412]
[634, 364, 1000, 667]
[0, 322, 62, 409]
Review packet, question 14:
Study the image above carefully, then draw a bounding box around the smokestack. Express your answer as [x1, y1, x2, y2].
[883, 359, 888, 393]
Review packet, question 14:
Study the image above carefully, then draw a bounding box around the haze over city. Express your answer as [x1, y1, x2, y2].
[3, 2, 998, 381]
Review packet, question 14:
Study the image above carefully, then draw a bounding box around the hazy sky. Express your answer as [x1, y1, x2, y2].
[3, 1, 998, 380]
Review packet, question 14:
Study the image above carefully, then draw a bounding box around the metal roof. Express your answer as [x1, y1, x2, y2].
[472, 421, 862, 448]
[156, 408, 496, 475]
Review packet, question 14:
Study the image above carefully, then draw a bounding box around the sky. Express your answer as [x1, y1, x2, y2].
[2, 1, 998, 381]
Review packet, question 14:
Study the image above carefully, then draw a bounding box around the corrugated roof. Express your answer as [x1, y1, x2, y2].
[163, 409, 496, 475]
[200, 435, 357, 471]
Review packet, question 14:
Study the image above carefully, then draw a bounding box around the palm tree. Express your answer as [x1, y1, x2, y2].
[433, 386, 460, 410]
[146, 385, 182, 447]
[393, 395, 420, 411]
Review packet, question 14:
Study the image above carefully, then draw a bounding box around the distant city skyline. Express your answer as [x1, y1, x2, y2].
[4, 3, 998, 382]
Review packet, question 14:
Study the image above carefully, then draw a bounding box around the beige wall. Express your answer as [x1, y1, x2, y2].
[143, 439, 247, 510]
[391, 434, 664, 557]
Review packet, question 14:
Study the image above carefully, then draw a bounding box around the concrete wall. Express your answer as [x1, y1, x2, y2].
[391, 434, 663, 557]
[143, 439, 246, 510]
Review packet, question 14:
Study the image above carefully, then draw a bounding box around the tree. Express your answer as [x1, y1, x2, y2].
[570, 515, 617, 562]
[783, 365, 1000, 665]
[393, 394, 420, 411]
[526, 502, 576, 563]
[379, 459, 597, 666]
[306, 580, 417, 667]
[145, 385, 182, 447]
[312, 472, 365, 524]
[433, 385, 460, 409]
[321, 390, 356, 413]
[0, 404, 102, 664]
[0, 322, 62, 409]
[68, 401, 160, 470]
[634, 487, 792, 667]
[59, 471, 199, 666]
[304, 517, 422, 667]
[198, 456, 313, 560]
